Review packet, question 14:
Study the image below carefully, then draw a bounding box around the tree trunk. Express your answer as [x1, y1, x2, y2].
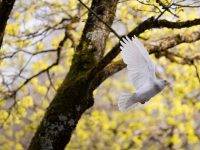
[28, 0, 118, 149]
[28, 76, 94, 150]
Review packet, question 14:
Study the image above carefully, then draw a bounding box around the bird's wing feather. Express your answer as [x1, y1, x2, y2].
[120, 36, 156, 89]
[133, 36, 156, 76]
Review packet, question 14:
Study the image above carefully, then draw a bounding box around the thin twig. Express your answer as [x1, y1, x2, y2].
[12, 29, 69, 96]
[47, 70, 56, 91]
[193, 62, 200, 84]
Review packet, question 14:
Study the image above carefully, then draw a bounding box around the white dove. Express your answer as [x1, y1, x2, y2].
[118, 36, 168, 111]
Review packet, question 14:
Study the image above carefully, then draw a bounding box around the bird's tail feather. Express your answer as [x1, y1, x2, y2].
[118, 93, 138, 112]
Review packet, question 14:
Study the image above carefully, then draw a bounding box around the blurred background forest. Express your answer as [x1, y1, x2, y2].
[0, 0, 200, 149]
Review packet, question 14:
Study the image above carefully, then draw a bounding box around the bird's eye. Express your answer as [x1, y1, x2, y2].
[164, 80, 169, 85]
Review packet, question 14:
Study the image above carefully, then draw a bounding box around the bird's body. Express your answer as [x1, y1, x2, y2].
[118, 36, 168, 111]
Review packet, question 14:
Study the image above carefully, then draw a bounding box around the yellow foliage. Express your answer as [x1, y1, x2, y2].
[32, 60, 48, 72]
[0, 99, 6, 108]
[0, 110, 8, 122]
[36, 42, 45, 51]
[67, 0, 78, 9]
[30, 109, 44, 121]
[17, 107, 26, 117]
[36, 85, 47, 95]
[6, 23, 20, 36]
[167, 117, 176, 126]
[51, 35, 64, 48]
[51, 65, 65, 74]
[16, 143, 24, 150]
[16, 40, 30, 48]
[13, 11, 20, 19]
[188, 134, 199, 144]
[132, 136, 142, 148]
[19, 96, 34, 108]
[171, 133, 182, 146]
[13, 114, 21, 124]
[41, 99, 50, 109]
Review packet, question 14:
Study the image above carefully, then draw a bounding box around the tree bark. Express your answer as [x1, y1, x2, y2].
[28, 0, 118, 149]
[28, 76, 94, 150]
[0, 0, 16, 49]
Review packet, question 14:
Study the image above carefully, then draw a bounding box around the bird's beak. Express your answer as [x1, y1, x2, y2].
[166, 81, 173, 89]
[166, 81, 170, 86]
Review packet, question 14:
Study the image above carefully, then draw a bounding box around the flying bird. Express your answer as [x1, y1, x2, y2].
[118, 36, 168, 111]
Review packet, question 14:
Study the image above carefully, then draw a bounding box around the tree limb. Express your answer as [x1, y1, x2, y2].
[91, 31, 200, 89]
[92, 17, 200, 77]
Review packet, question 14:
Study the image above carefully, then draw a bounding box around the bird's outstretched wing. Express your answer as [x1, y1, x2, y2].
[120, 36, 156, 90]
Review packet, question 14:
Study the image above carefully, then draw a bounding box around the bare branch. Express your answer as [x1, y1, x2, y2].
[155, 0, 178, 18]
[1, 49, 57, 59]
[193, 62, 200, 84]
[17, 17, 79, 40]
[136, 0, 162, 13]
[11, 30, 69, 96]
[47, 70, 56, 91]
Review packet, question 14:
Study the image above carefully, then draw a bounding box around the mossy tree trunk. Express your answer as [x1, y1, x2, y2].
[28, 0, 119, 149]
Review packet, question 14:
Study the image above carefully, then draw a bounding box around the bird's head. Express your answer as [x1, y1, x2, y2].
[161, 80, 172, 88]
[157, 79, 170, 90]
[163, 80, 170, 86]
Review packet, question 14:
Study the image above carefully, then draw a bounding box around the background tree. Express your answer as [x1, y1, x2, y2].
[0, 0, 200, 149]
